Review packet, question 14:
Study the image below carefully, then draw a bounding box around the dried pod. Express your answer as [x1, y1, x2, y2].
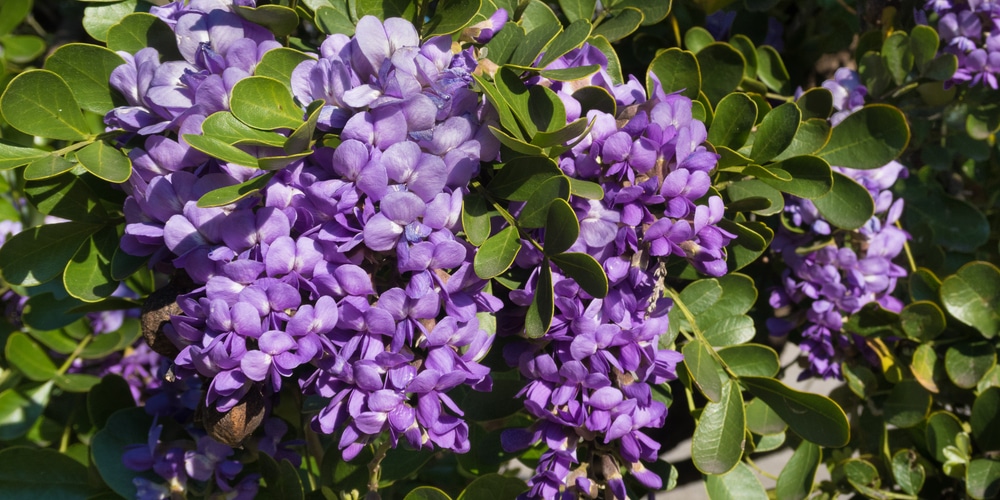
[199, 385, 267, 447]
[140, 273, 193, 358]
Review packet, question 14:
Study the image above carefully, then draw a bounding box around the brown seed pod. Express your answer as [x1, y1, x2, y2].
[139, 272, 194, 358]
[198, 384, 267, 447]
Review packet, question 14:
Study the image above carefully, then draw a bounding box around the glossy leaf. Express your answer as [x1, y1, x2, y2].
[525, 264, 554, 338]
[510, 6, 560, 67]
[538, 65, 599, 82]
[105, 13, 181, 60]
[462, 192, 492, 247]
[946, 341, 996, 389]
[0, 141, 49, 171]
[24, 175, 108, 223]
[586, 35, 623, 85]
[487, 156, 563, 201]
[818, 105, 909, 170]
[741, 376, 849, 447]
[796, 87, 833, 120]
[550, 252, 608, 298]
[519, 177, 570, 228]
[45, 43, 126, 114]
[230, 76, 303, 130]
[692, 380, 745, 474]
[64, 226, 120, 302]
[647, 48, 700, 100]
[197, 173, 272, 208]
[709, 93, 757, 150]
[750, 102, 800, 163]
[745, 397, 786, 435]
[483, 22, 524, 66]
[773, 119, 831, 161]
[911, 343, 941, 393]
[474, 226, 521, 279]
[0, 222, 98, 287]
[184, 134, 260, 168]
[813, 172, 874, 230]
[891, 450, 926, 496]
[315, 6, 355, 36]
[697, 43, 746, 104]
[0, 70, 90, 141]
[255, 48, 313, 91]
[5, 333, 57, 381]
[900, 301, 946, 341]
[756, 45, 790, 93]
[705, 462, 768, 500]
[776, 441, 820, 500]
[559, 0, 596, 23]
[718, 344, 778, 378]
[538, 20, 592, 69]
[75, 140, 132, 183]
[23, 155, 76, 180]
[592, 6, 642, 42]
[683, 339, 722, 403]
[967, 459, 1000, 500]
[54, 373, 101, 393]
[0, 447, 94, 499]
[940, 261, 1000, 338]
[201, 111, 286, 148]
[531, 117, 589, 148]
[543, 198, 579, 255]
[926, 411, 963, 463]
[83, 0, 138, 42]
[92, 407, 156, 499]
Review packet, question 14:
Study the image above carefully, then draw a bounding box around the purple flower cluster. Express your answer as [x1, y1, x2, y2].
[921, 0, 1000, 88]
[497, 44, 729, 498]
[109, 0, 501, 462]
[769, 69, 909, 379]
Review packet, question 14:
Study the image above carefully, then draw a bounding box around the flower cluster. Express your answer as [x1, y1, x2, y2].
[921, 0, 1000, 88]
[768, 69, 909, 379]
[498, 44, 728, 498]
[110, 0, 500, 463]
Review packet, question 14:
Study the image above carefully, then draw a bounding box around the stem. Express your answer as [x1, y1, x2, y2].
[56, 335, 93, 376]
[897, 221, 917, 273]
[665, 287, 739, 380]
[367, 440, 393, 494]
[744, 456, 779, 481]
[765, 92, 793, 103]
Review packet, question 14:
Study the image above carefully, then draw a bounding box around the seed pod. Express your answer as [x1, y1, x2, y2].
[140, 272, 193, 358]
[198, 385, 267, 447]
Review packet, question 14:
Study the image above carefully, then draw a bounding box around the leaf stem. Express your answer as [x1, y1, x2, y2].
[744, 456, 779, 481]
[367, 439, 393, 494]
[665, 287, 739, 380]
[896, 221, 917, 273]
[56, 334, 93, 376]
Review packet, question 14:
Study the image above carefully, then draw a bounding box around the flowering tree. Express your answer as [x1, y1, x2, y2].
[0, 0, 998, 499]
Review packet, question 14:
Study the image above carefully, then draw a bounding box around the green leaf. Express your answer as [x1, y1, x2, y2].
[796, 87, 833, 120]
[559, 0, 596, 23]
[531, 117, 589, 148]
[692, 379, 745, 474]
[483, 22, 524, 66]
[726, 179, 782, 216]
[201, 111, 287, 148]
[28, 327, 78, 355]
[519, 177, 569, 228]
[911, 267, 942, 303]
[882, 31, 913, 85]
[683, 339, 723, 402]
[900, 301, 946, 341]
[64, 226, 120, 302]
[911, 343, 941, 394]
[424, 0, 481, 36]
[230, 76, 303, 130]
[510, 7, 560, 67]
[537, 64, 599, 82]
[776, 441, 820, 500]
[0, 447, 94, 499]
[926, 411, 963, 463]
[0, 221, 98, 287]
[75, 140, 132, 183]
[773, 119, 831, 161]
[5, 333, 58, 381]
[45, 43, 125, 114]
[705, 462, 768, 500]
[818, 104, 909, 169]
[525, 263, 554, 338]
[750, 102, 799, 163]
[92, 407, 156, 499]
[697, 43, 746, 105]
[462, 192, 492, 247]
[255, 48, 313, 91]
[925, 53, 958, 81]
[585, 35, 623, 85]
[972, 388, 1000, 454]
[723, 219, 772, 273]
[684, 26, 715, 53]
[891, 450, 926, 496]
[967, 459, 1000, 500]
[902, 184, 989, 253]
[741, 376, 849, 448]
[812, 171, 874, 230]
[184, 134, 260, 168]
[0, 381, 52, 441]
[550, 252, 608, 298]
[259, 454, 305, 500]
[648, 48, 701, 100]
[0, 34, 42, 64]
[592, 6, 642, 42]
[702, 315, 754, 346]
[54, 373, 101, 393]
[745, 397, 786, 435]
[474, 226, 521, 279]
[543, 198, 579, 255]
[88, 374, 136, 430]
[940, 261, 1000, 338]
[487, 156, 562, 201]
[756, 45, 790, 93]
[457, 473, 527, 500]
[0, 70, 90, 141]
[24, 175, 109, 223]
[404, 487, 452, 500]
[611, 0, 671, 25]
[0, 0, 32, 37]
[83, 0, 139, 42]
[572, 86, 617, 117]
[884, 379, 931, 428]
[197, 173, 272, 208]
[354, 0, 417, 21]
[315, 6, 355, 36]
[718, 344, 778, 378]
[284, 100, 324, 154]
[105, 13, 181, 60]
[758, 155, 832, 199]
[537, 20, 592, 68]
[258, 150, 313, 171]
[234, 5, 298, 37]
[0, 141, 49, 171]
[22, 154, 75, 181]
[22, 291, 88, 331]
[709, 93, 757, 150]
[945, 341, 996, 389]
[490, 126, 545, 155]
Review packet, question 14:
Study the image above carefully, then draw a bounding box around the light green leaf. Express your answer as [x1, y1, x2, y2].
[683, 339, 722, 403]
[586, 35, 623, 85]
[726, 179, 782, 216]
[64, 226, 120, 302]
[0, 141, 49, 171]
[201, 111, 287, 148]
[967, 459, 1000, 500]
[741, 376, 849, 448]
[776, 441, 821, 500]
[83, 0, 138, 42]
[813, 172, 874, 230]
[353, 0, 418, 21]
[255, 48, 313, 91]
[184, 134, 260, 168]
[705, 462, 768, 500]
[230, 76, 303, 130]
[197, 173, 272, 208]
[818, 104, 909, 169]
[940, 261, 1000, 338]
[692, 380, 745, 474]
[75, 140, 132, 183]
[54, 373, 102, 393]
[891, 450, 926, 496]
[911, 343, 941, 394]
[684, 26, 715, 53]
[0, 0, 32, 37]
[0, 382, 53, 441]
[462, 192, 492, 247]
[0, 70, 91, 141]
[5, 333, 58, 381]
[1, 34, 45, 64]
[474, 226, 521, 279]
[745, 397, 786, 435]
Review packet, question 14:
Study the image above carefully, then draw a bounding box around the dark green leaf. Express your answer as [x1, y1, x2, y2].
[197, 173, 272, 208]
[487, 156, 562, 201]
[758, 155, 832, 199]
[64, 226, 121, 302]
[0, 382, 52, 441]
[519, 177, 569, 228]
[796, 87, 833, 120]
[697, 43, 746, 105]
[750, 102, 799, 163]
[776, 441, 820, 500]
[259, 453, 305, 500]
[940, 261, 1000, 338]
[234, 5, 298, 37]
[773, 119, 831, 161]
[967, 459, 1000, 500]
[592, 6, 642, 42]
[543, 198, 579, 255]
[5, 333, 57, 381]
[911, 267, 942, 303]
[972, 388, 1000, 453]
[692, 379, 745, 474]
[22, 291, 88, 331]
[105, 13, 181, 60]
[525, 264, 554, 338]
[648, 48, 700, 100]
[490, 126, 545, 155]
[683, 339, 723, 402]
[462, 192, 492, 246]
[755, 45, 790, 93]
[424, 0, 481, 36]
[456, 473, 527, 500]
[0, 222, 98, 287]
[54, 373, 101, 392]
[531, 117, 588, 148]
[315, 6, 355, 36]
[900, 301, 946, 341]
[705, 462, 768, 500]
[718, 344, 778, 378]
[404, 487, 452, 500]
[201, 111, 287, 148]
[510, 7, 560, 67]
[684, 26, 715, 53]
[75, 140, 132, 183]
[745, 397, 786, 434]
[585, 35, 623, 85]
[483, 22, 524, 66]
[284, 100, 324, 154]
[0, 70, 90, 141]
[537, 65, 599, 82]
[610, 0, 670, 25]
[538, 20, 592, 68]
[354, 0, 417, 21]
[23, 155, 75, 180]
[925, 53, 958, 81]
[572, 86, 617, 116]
[44, 43, 126, 114]
[945, 341, 995, 389]
[559, 0, 596, 23]
[741, 376, 850, 447]
[726, 179, 782, 216]
[0, 447, 93, 499]
[723, 219, 772, 272]
[709, 93, 757, 150]
[459, 375, 525, 421]
[0, 141, 49, 171]
[230, 76, 303, 130]
[818, 105, 909, 170]
[474, 226, 521, 279]
[550, 252, 608, 298]
[24, 175, 108, 223]
[88, 374, 136, 430]
[884, 379, 930, 428]
[882, 31, 913, 85]
[812, 172, 874, 230]
[92, 407, 156, 498]
[926, 411, 963, 463]
[903, 184, 989, 253]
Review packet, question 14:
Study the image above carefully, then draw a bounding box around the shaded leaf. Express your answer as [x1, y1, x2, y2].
[692, 380, 745, 474]
[741, 376, 849, 447]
